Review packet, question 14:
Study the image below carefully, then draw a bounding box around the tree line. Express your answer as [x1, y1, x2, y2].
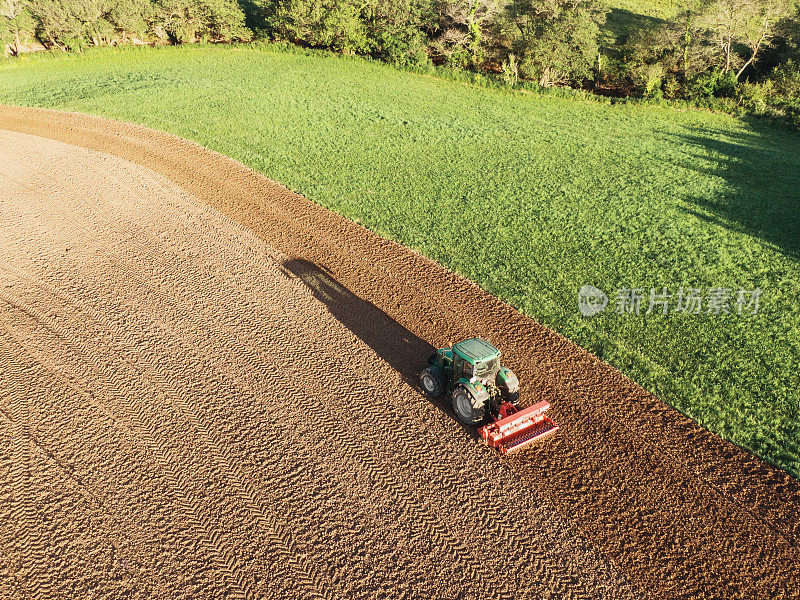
[2, 0, 799, 114]
[0, 1, 251, 51]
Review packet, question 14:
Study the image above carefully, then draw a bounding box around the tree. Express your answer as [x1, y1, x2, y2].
[203, 0, 252, 40]
[430, 0, 504, 67]
[669, 3, 718, 81]
[623, 4, 718, 90]
[28, 0, 86, 50]
[257, 0, 435, 61]
[72, 0, 115, 47]
[156, 0, 212, 43]
[501, 0, 606, 86]
[361, 0, 436, 65]
[154, 0, 249, 43]
[105, 0, 154, 43]
[772, 57, 800, 97]
[735, 0, 793, 79]
[262, 0, 368, 53]
[28, 0, 154, 49]
[699, 0, 738, 72]
[698, 0, 793, 80]
[1, 0, 35, 55]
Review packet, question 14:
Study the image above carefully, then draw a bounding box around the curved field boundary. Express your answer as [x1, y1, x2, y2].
[1, 106, 799, 599]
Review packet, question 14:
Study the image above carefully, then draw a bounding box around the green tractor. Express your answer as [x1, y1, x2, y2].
[419, 337, 557, 454]
[420, 337, 519, 425]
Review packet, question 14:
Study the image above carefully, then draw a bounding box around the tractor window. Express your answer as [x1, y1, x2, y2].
[458, 358, 473, 378]
[474, 357, 499, 378]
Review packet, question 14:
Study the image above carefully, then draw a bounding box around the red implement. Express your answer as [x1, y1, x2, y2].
[478, 400, 558, 454]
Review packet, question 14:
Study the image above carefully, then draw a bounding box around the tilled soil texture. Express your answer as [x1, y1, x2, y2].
[0, 108, 798, 600]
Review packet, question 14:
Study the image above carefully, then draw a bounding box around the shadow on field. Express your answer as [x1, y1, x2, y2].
[279, 257, 476, 435]
[666, 124, 800, 259]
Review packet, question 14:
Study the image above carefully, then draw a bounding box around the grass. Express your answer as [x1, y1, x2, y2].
[0, 44, 798, 477]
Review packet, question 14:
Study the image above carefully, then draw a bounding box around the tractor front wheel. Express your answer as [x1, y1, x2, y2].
[420, 366, 444, 398]
[452, 386, 485, 426]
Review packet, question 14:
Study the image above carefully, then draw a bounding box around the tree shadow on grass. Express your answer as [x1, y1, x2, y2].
[664, 123, 800, 260]
[278, 257, 475, 435]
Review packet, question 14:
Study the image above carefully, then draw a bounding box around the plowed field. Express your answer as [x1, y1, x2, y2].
[1, 107, 798, 600]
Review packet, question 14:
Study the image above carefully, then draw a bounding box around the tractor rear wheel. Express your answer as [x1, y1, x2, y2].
[452, 386, 486, 426]
[419, 367, 444, 398]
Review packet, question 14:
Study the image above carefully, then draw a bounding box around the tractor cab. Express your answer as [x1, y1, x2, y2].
[424, 337, 519, 416]
[451, 338, 501, 383]
[428, 338, 508, 391]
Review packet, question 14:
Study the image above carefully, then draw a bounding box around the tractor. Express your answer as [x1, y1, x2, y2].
[419, 337, 558, 454]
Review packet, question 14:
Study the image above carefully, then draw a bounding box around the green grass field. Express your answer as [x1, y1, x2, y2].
[1, 45, 798, 477]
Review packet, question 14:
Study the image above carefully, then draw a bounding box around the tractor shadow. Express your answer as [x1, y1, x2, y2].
[279, 257, 479, 438]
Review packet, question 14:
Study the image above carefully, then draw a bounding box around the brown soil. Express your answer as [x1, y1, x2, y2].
[0, 106, 798, 600]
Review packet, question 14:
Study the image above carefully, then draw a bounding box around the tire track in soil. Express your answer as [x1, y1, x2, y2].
[0, 318, 252, 600]
[0, 324, 193, 598]
[0, 161, 474, 597]
[42, 207, 591, 600]
[0, 142, 463, 598]
[4, 281, 332, 600]
[98, 208, 630, 599]
[0, 139, 326, 600]
[0, 287, 330, 600]
[267, 297, 631, 600]
[0, 363, 30, 600]
[4, 330, 42, 600]
[1, 110, 798, 600]
[0, 340, 148, 599]
[0, 231, 318, 598]
[0, 175, 578, 600]
[0, 237, 321, 597]
[0, 543, 28, 600]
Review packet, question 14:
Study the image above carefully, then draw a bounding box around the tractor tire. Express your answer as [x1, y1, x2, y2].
[505, 389, 519, 404]
[419, 366, 445, 398]
[452, 386, 486, 427]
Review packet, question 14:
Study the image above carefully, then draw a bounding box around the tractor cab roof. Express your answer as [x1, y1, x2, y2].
[452, 338, 501, 364]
